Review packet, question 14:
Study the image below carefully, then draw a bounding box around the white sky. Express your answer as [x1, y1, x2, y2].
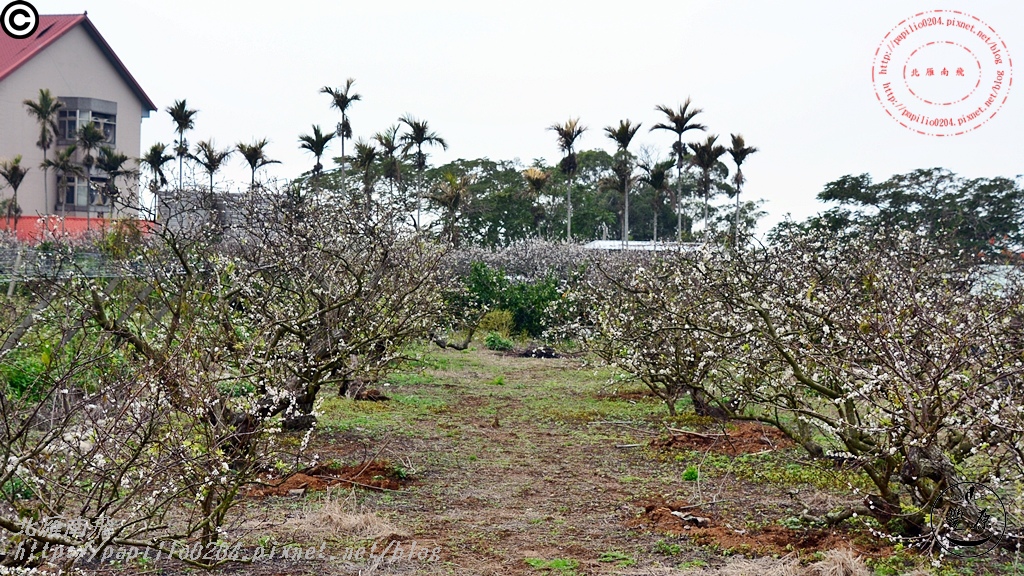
[38, 0, 1024, 234]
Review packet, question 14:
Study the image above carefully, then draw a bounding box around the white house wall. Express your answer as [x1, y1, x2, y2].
[0, 23, 144, 218]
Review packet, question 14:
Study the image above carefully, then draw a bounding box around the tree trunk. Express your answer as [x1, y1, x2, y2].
[42, 148, 49, 215]
[567, 173, 573, 240]
[86, 166, 92, 231]
[623, 179, 629, 248]
[676, 163, 683, 243]
[734, 184, 741, 247]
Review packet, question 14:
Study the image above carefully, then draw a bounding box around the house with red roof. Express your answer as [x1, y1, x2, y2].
[0, 12, 156, 239]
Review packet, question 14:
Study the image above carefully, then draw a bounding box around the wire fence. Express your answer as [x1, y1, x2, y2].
[0, 249, 149, 280]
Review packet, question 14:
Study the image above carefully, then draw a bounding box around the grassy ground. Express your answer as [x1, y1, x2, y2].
[83, 343, 1022, 575]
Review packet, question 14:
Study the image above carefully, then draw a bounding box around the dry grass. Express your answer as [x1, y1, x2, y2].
[279, 487, 408, 542]
[807, 549, 871, 576]
[622, 549, 876, 576]
[713, 556, 802, 576]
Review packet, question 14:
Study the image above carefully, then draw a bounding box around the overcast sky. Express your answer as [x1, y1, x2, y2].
[38, 0, 1024, 234]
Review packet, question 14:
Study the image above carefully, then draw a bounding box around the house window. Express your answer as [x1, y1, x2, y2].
[62, 175, 109, 207]
[92, 112, 116, 145]
[56, 97, 117, 146]
[57, 110, 78, 140]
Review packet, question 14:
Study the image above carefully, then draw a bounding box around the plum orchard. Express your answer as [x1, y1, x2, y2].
[0, 187, 448, 568]
[565, 248, 737, 417]
[567, 229, 1024, 547]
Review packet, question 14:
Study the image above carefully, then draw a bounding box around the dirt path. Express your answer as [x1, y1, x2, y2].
[85, 346, 1012, 575]
[282, 347, 884, 575]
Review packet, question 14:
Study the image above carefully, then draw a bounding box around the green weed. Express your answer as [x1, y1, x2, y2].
[598, 550, 636, 567]
[485, 332, 514, 351]
[524, 557, 580, 575]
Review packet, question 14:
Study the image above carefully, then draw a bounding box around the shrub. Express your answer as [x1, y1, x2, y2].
[464, 262, 561, 337]
[0, 353, 47, 401]
[478, 309, 514, 336]
[484, 332, 514, 351]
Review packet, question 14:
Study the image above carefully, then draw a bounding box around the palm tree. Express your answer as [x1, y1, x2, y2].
[77, 122, 106, 230]
[139, 142, 174, 220]
[523, 167, 550, 196]
[351, 139, 378, 211]
[191, 140, 234, 230]
[191, 139, 234, 195]
[298, 125, 334, 185]
[522, 167, 550, 233]
[604, 120, 641, 245]
[428, 171, 473, 246]
[321, 79, 361, 179]
[689, 134, 727, 236]
[23, 89, 64, 214]
[727, 134, 758, 247]
[650, 99, 706, 242]
[399, 115, 447, 231]
[0, 156, 29, 231]
[139, 142, 174, 192]
[96, 147, 133, 215]
[236, 138, 280, 190]
[42, 145, 82, 223]
[639, 159, 673, 243]
[166, 99, 198, 191]
[373, 125, 404, 196]
[548, 118, 587, 240]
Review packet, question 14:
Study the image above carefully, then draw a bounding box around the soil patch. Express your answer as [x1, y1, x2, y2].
[650, 421, 794, 455]
[247, 460, 411, 497]
[354, 388, 390, 401]
[595, 389, 653, 401]
[628, 499, 892, 556]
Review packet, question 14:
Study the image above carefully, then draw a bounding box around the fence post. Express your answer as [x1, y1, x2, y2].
[6, 247, 22, 297]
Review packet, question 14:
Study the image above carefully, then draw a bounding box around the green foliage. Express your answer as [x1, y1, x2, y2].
[478, 309, 514, 336]
[429, 158, 541, 247]
[864, 543, 920, 575]
[524, 557, 580, 575]
[654, 539, 682, 556]
[682, 465, 699, 481]
[484, 332, 514, 351]
[779, 168, 1024, 257]
[0, 477, 33, 500]
[215, 380, 256, 398]
[390, 463, 412, 480]
[597, 551, 636, 567]
[465, 262, 560, 337]
[777, 516, 805, 529]
[98, 219, 145, 259]
[1, 352, 47, 401]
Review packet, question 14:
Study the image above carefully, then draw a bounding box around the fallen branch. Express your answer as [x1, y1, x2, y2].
[665, 426, 724, 439]
[673, 499, 725, 512]
[590, 421, 659, 436]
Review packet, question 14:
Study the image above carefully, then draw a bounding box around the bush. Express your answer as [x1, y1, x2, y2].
[484, 331, 514, 351]
[0, 353, 47, 401]
[464, 262, 561, 337]
[478, 309, 514, 336]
